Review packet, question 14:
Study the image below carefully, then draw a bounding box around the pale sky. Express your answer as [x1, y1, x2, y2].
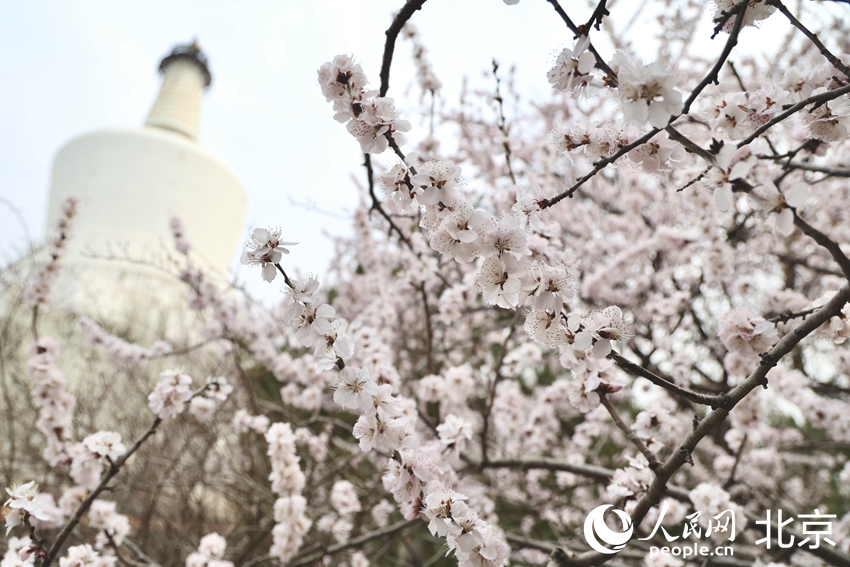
[0, 0, 814, 304]
[0, 0, 579, 303]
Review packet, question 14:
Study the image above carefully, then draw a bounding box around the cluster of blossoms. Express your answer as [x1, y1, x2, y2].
[240, 229, 510, 567]
[147, 369, 194, 419]
[239, 227, 298, 283]
[609, 51, 683, 129]
[24, 195, 81, 307]
[2, 536, 37, 567]
[68, 431, 126, 489]
[9, 3, 850, 566]
[264, 423, 311, 562]
[169, 216, 191, 255]
[316, 480, 362, 543]
[185, 533, 233, 567]
[57, 545, 114, 567]
[147, 369, 232, 422]
[319, 57, 638, 417]
[803, 86, 850, 142]
[718, 308, 780, 356]
[547, 37, 596, 94]
[26, 337, 75, 466]
[232, 409, 270, 433]
[710, 84, 790, 138]
[401, 22, 442, 95]
[78, 317, 172, 366]
[422, 487, 510, 567]
[317, 54, 411, 153]
[547, 42, 683, 129]
[747, 180, 808, 235]
[189, 376, 233, 421]
[86, 500, 131, 551]
[4, 482, 52, 536]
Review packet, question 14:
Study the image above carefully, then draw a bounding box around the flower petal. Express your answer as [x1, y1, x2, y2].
[783, 182, 808, 208]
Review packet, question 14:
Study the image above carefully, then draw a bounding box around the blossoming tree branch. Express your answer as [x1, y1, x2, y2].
[4, 1, 850, 567]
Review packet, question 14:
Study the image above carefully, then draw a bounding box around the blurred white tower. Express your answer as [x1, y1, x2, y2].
[44, 41, 247, 326]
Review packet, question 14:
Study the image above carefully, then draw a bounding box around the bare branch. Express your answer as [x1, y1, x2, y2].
[379, 0, 429, 97]
[794, 213, 850, 280]
[364, 153, 413, 249]
[681, 0, 749, 116]
[609, 352, 729, 407]
[599, 393, 661, 469]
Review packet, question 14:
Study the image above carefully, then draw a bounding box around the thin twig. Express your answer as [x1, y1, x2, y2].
[723, 433, 747, 489]
[794, 213, 850, 280]
[772, 160, 850, 177]
[273, 263, 295, 290]
[539, 129, 661, 209]
[492, 59, 517, 185]
[544, 0, 618, 85]
[599, 393, 661, 469]
[417, 283, 434, 375]
[677, 166, 713, 192]
[104, 532, 156, 567]
[379, 0, 429, 97]
[681, 0, 749, 115]
[364, 153, 413, 249]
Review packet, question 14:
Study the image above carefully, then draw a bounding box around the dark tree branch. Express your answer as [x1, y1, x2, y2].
[582, 0, 610, 32]
[773, 160, 850, 177]
[379, 0, 428, 97]
[599, 393, 661, 469]
[664, 126, 716, 164]
[364, 153, 413, 249]
[681, 0, 749, 115]
[544, 0, 618, 84]
[794, 214, 850, 280]
[609, 352, 729, 407]
[766, 307, 818, 323]
[539, 129, 661, 209]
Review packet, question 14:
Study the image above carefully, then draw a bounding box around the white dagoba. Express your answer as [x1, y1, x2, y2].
[44, 42, 247, 324]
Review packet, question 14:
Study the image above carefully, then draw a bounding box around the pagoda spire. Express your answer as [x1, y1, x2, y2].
[144, 40, 212, 141]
